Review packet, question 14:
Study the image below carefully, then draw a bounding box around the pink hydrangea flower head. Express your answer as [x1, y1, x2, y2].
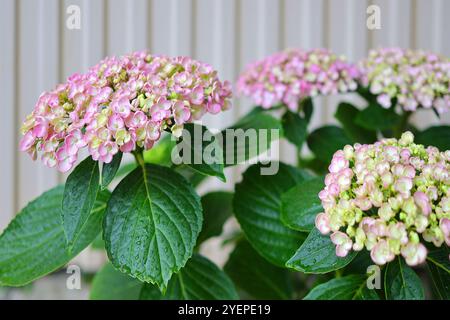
[19, 51, 232, 172]
[315, 131, 450, 266]
[237, 48, 359, 111]
[359, 48, 450, 114]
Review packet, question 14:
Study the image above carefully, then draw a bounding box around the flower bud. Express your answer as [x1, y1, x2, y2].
[440, 197, 449, 214]
[423, 227, 444, 247]
[315, 213, 331, 235]
[401, 242, 427, 266]
[402, 197, 417, 216]
[388, 196, 403, 211]
[343, 145, 354, 160]
[171, 124, 184, 138]
[371, 240, 395, 265]
[395, 177, 413, 196]
[399, 131, 414, 146]
[330, 231, 353, 257]
[400, 148, 411, 162]
[414, 215, 429, 233]
[353, 227, 366, 251]
[414, 191, 431, 216]
[370, 219, 387, 237]
[378, 203, 395, 221]
[440, 218, 450, 246]
[370, 188, 384, 207]
[329, 155, 348, 173]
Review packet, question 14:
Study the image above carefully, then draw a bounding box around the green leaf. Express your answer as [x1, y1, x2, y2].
[356, 85, 377, 104]
[304, 275, 379, 300]
[298, 156, 328, 175]
[355, 103, 402, 131]
[0, 186, 109, 286]
[334, 102, 377, 143]
[384, 257, 424, 300]
[175, 165, 208, 188]
[198, 192, 233, 244]
[286, 228, 357, 273]
[101, 152, 123, 189]
[140, 254, 238, 300]
[343, 250, 374, 275]
[282, 110, 307, 149]
[103, 164, 202, 291]
[224, 240, 293, 299]
[222, 107, 283, 166]
[415, 126, 450, 151]
[90, 263, 143, 300]
[307, 126, 352, 163]
[91, 257, 239, 300]
[281, 177, 324, 232]
[91, 233, 105, 250]
[175, 123, 225, 181]
[144, 134, 176, 166]
[115, 162, 137, 179]
[233, 162, 309, 267]
[62, 156, 100, 246]
[426, 246, 450, 300]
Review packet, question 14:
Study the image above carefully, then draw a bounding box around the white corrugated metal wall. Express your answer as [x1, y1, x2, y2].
[1, 0, 449, 231]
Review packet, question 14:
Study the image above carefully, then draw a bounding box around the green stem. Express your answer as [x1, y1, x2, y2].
[133, 149, 145, 168]
[296, 97, 311, 168]
[393, 111, 412, 138]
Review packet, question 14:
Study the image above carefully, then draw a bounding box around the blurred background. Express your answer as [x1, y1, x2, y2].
[0, 0, 449, 299]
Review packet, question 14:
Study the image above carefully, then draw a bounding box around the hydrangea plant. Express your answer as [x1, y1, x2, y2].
[316, 132, 449, 266]
[0, 48, 448, 300]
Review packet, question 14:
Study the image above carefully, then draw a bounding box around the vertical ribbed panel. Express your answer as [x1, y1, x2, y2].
[239, 0, 281, 116]
[326, 0, 369, 123]
[0, 0, 16, 229]
[16, 0, 60, 213]
[414, 0, 450, 126]
[151, 0, 193, 56]
[195, 0, 238, 191]
[371, 0, 412, 48]
[106, 0, 149, 55]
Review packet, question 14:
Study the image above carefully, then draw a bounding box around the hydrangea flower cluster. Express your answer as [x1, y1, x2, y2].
[236, 48, 360, 110]
[359, 48, 450, 113]
[19, 51, 232, 172]
[315, 132, 449, 266]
